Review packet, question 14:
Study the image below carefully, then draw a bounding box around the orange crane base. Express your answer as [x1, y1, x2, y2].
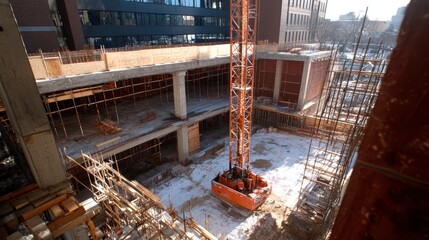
[212, 168, 271, 211]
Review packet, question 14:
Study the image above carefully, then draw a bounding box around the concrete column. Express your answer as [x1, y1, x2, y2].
[172, 71, 189, 163]
[0, 1, 67, 188]
[173, 71, 187, 119]
[297, 60, 312, 110]
[273, 60, 283, 103]
[176, 126, 189, 164]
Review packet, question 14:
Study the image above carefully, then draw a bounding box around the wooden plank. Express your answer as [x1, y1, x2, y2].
[49, 205, 64, 219]
[49, 213, 87, 238]
[0, 203, 14, 218]
[47, 206, 86, 237]
[95, 137, 121, 148]
[25, 216, 52, 240]
[0, 184, 38, 204]
[60, 197, 80, 213]
[15, 204, 34, 219]
[26, 189, 49, 203]
[44, 90, 95, 103]
[188, 123, 200, 154]
[3, 213, 18, 230]
[6, 231, 22, 240]
[44, 58, 63, 77]
[19, 194, 69, 222]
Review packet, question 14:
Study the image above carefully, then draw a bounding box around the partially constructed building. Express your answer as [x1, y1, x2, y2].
[1, 0, 428, 239]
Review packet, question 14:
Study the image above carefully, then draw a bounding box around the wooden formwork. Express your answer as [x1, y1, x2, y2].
[66, 153, 217, 240]
[188, 123, 200, 154]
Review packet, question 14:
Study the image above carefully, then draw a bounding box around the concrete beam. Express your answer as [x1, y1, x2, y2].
[37, 57, 230, 94]
[0, 1, 67, 188]
[173, 71, 187, 120]
[256, 51, 331, 62]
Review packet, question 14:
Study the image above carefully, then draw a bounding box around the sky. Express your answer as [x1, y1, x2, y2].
[325, 0, 410, 21]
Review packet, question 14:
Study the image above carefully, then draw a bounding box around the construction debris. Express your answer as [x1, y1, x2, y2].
[96, 119, 121, 135]
[140, 111, 156, 123]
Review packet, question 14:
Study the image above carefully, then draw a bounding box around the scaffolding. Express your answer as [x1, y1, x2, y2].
[66, 153, 216, 239]
[288, 33, 389, 237]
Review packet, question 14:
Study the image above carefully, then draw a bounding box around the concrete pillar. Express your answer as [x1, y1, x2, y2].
[0, 1, 67, 188]
[173, 71, 187, 119]
[57, 0, 85, 50]
[273, 60, 283, 103]
[297, 60, 312, 110]
[172, 71, 189, 163]
[176, 126, 189, 164]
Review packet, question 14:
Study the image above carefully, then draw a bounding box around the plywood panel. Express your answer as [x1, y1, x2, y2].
[62, 61, 106, 76]
[188, 123, 200, 154]
[106, 49, 154, 70]
[28, 56, 47, 79]
[153, 47, 198, 64]
[44, 58, 63, 78]
[216, 44, 230, 56]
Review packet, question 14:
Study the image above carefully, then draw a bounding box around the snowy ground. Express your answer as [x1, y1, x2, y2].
[149, 129, 312, 239]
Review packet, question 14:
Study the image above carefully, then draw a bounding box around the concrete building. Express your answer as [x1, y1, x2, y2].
[0, 1, 330, 234]
[339, 12, 357, 21]
[2, 0, 428, 239]
[391, 6, 407, 31]
[258, 0, 327, 44]
[9, 0, 229, 52]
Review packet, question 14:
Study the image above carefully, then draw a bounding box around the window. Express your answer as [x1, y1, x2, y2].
[122, 12, 136, 26]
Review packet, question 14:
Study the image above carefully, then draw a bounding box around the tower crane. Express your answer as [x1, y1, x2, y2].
[211, 0, 271, 211]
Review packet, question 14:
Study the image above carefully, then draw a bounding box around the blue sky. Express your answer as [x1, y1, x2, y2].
[325, 0, 410, 21]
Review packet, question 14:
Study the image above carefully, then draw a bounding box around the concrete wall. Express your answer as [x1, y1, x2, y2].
[305, 59, 329, 103]
[279, 60, 304, 108]
[255, 59, 276, 98]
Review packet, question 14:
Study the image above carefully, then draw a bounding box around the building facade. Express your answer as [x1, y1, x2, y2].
[77, 0, 230, 48]
[258, 0, 327, 44]
[10, 0, 230, 52]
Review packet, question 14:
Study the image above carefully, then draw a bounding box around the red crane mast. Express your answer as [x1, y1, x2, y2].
[211, 0, 271, 212]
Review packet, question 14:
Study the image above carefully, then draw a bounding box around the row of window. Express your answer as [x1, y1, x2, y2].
[285, 30, 308, 43]
[288, 13, 310, 26]
[319, 1, 327, 12]
[290, 0, 312, 10]
[289, 0, 327, 12]
[79, 10, 229, 27]
[122, 0, 227, 10]
[86, 33, 228, 48]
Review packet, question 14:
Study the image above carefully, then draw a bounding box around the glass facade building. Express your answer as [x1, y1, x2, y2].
[76, 0, 230, 48]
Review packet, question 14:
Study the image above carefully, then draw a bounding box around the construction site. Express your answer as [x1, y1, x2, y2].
[1, 0, 429, 239]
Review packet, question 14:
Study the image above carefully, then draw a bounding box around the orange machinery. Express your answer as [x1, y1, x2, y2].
[211, 0, 271, 211]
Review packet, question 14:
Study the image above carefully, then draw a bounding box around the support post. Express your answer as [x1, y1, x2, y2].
[173, 71, 187, 120]
[297, 60, 312, 110]
[0, 1, 67, 188]
[172, 71, 189, 163]
[176, 127, 189, 164]
[273, 60, 283, 103]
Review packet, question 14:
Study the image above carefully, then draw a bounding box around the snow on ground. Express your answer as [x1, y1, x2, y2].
[150, 130, 312, 239]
